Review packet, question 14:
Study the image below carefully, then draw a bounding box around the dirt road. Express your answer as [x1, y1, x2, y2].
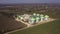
[5, 18, 56, 34]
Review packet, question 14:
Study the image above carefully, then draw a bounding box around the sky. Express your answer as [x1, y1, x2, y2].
[0, 0, 60, 4]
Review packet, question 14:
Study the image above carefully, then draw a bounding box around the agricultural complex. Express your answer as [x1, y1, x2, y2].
[0, 3, 60, 34]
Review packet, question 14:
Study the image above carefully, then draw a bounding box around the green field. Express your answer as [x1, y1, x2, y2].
[10, 20, 60, 34]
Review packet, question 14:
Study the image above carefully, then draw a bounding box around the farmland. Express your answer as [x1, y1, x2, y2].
[0, 3, 60, 34]
[10, 20, 60, 34]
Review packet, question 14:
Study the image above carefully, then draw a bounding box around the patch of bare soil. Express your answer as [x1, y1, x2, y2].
[0, 13, 27, 33]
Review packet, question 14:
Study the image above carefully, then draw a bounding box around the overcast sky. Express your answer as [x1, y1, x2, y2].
[0, 0, 60, 4]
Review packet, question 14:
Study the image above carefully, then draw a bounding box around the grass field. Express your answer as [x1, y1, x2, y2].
[10, 19, 60, 34]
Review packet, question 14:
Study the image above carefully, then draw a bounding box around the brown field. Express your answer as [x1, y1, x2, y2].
[0, 13, 27, 33]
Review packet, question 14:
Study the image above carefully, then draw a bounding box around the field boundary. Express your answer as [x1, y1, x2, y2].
[5, 18, 56, 34]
